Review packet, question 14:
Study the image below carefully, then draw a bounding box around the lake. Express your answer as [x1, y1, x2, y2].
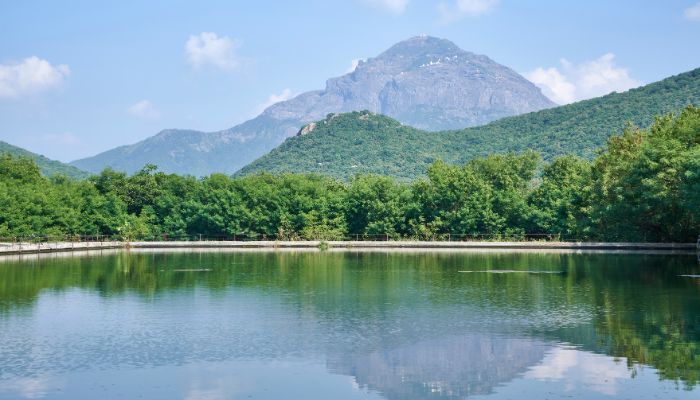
[0, 249, 699, 399]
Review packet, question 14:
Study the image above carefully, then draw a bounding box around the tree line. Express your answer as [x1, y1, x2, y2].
[1, 107, 698, 242]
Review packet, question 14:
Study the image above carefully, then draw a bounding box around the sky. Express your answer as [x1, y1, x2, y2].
[1, 0, 699, 162]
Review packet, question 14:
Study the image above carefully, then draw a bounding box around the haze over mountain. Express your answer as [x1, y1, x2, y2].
[71, 36, 554, 176]
[239, 67, 700, 180]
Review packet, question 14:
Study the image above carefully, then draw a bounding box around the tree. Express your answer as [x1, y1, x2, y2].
[410, 160, 499, 237]
[590, 107, 700, 241]
[345, 175, 410, 237]
[528, 156, 592, 239]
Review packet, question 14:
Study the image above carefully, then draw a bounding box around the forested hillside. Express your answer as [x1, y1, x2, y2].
[240, 68, 700, 180]
[0, 141, 89, 179]
[2, 107, 698, 242]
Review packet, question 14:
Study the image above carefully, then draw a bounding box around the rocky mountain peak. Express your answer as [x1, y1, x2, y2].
[263, 36, 555, 131]
[377, 35, 467, 61]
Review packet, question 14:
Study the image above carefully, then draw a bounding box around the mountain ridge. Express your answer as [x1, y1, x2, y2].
[238, 67, 700, 180]
[0, 141, 89, 179]
[71, 36, 554, 176]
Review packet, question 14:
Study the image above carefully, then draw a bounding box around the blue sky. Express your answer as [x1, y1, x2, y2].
[1, 0, 699, 162]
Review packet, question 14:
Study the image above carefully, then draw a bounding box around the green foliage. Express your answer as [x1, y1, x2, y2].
[1, 107, 698, 242]
[410, 160, 500, 236]
[467, 151, 540, 233]
[589, 106, 700, 241]
[240, 68, 700, 180]
[345, 175, 411, 237]
[0, 155, 129, 237]
[527, 156, 592, 238]
[238, 111, 442, 181]
[0, 141, 89, 179]
[0, 154, 42, 183]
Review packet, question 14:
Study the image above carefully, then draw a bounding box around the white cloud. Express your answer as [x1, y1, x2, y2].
[361, 0, 409, 14]
[526, 67, 576, 104]
[185, 32, 241, 70]
[525, 53, 641, 104]
[0, 56, 70, 99]
[346, 58, 366, 73]
[255, 88, 294, 114]
[127, 100, 160, 119]
[685, 2, 700, 21]
[438, 0, 499, 23]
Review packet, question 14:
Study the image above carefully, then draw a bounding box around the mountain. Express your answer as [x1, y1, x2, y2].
[0, 141, 89, 179]
[238, 67, 700, 180]
[71, 36, 555, 176]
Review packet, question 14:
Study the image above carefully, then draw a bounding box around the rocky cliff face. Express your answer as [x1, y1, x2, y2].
[72, 36, 555, 176]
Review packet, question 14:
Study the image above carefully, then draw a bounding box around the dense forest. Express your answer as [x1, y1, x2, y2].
[240, 67, 700, 180]
[1, 107, 699, 242]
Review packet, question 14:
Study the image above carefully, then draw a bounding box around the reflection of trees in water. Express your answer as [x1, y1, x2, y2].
[551, 254, 700, 389]
[0, 250, 699, 388]
[328, 334, 548, 399]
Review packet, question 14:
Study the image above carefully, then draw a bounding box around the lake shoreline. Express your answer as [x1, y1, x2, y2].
[0, 240, 696, 256]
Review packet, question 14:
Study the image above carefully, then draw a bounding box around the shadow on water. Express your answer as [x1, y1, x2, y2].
[0, 250, 699, 398]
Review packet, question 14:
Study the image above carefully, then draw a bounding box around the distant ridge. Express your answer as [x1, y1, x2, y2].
[71, 36, 554, 176]
[238, 67, 700, 180]
[0, 141, 89, 179]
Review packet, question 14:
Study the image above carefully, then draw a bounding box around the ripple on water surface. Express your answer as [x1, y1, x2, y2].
[0, 250, 698, 399]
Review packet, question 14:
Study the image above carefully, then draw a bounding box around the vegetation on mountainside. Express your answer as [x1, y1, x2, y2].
[1, 107, 698, 242]
[239, 68, 700, 180]
[0, 141, 89, 179]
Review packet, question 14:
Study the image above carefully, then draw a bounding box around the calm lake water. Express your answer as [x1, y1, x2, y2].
[0, 249, 699, 400]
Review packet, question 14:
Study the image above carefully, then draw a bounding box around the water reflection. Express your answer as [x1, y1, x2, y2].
[0, 250, 698, 399]
[328, 334, 549, 399]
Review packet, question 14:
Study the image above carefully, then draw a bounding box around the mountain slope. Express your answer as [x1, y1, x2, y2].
[71, 36, 554, 176]
[0, 141, 89, 179]
[238, 67, 700, 180]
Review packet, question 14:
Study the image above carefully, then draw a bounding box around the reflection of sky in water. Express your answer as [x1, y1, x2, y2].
[527, 348, 632, 396]
[0, 250, 698, 399]
[1, 348, 694, 400]
[488, 347, 692, 399]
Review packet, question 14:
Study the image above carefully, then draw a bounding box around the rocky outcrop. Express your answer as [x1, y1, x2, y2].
[296, 122, 317, 136]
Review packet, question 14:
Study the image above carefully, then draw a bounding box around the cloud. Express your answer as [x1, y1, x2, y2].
[127, 100, 160, 119]
[525, 53, 641, 104]
[0, 56, 70, 99]
[526, 67, 576, 105]
[346, 58, 366, 73]
[255, 88, 294, 115]
[361, 0, 409, 14]
[185, 32, 241, 70]
[438, 0, 499, 23]
[685, 2, 700, 21]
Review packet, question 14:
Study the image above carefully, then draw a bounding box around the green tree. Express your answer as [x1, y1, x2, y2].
[410, 160, 499, 237]
[591, 107, 700, 241]
[528, 156, 592, 239]
[345, 175, 410, 237]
